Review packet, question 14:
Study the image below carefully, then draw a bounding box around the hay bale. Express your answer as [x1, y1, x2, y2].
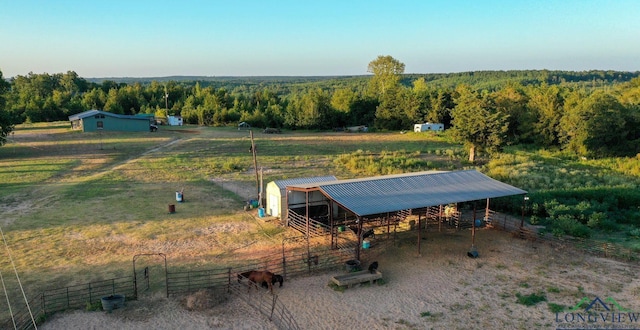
[182, 289, 227, 311]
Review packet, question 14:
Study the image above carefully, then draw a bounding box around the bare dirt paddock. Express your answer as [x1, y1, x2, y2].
[42, 229, 640, 330]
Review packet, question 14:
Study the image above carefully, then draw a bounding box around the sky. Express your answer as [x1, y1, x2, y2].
[1, 0, 639, 78]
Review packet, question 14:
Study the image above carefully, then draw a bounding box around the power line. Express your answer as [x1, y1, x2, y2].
[0, 225, 37, 329]
[0, 267, 17, 330]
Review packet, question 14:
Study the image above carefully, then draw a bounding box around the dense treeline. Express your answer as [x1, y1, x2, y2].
[1, 65, 639, 158]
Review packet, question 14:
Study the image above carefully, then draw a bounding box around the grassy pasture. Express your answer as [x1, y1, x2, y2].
[0, 123, 463, 297]
[1, 121, 639, 313]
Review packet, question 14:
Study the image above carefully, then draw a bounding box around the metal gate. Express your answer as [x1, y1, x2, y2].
[133, 253, 168, 299]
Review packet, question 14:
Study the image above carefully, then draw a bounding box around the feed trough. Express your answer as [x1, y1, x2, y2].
[331, 270, 382, 288]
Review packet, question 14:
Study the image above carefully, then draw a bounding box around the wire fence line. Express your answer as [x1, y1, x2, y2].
[489, 212, 638, 262]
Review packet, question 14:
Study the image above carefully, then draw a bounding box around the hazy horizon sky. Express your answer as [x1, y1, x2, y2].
[1, 0, 639, 78]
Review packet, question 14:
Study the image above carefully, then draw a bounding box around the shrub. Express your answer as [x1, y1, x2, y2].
[628, 228, 640, 238]
[552, 215, 591, 238]
[586, 212, 605, 228]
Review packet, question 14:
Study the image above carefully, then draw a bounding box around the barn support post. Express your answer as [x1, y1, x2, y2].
[423, 210, 428, 236]
[439, 205, 443, 232]
[485, 198, 490, 222]
[393, 214, 398, 243]
[356, 216, 363, 261]
[417, 215, 422, 257]
[467, 202, 479, 258]
[284, 189, 289, 227]
[386, 212, 391, 240]
[472, 202, 477, 247]
[329, 201, 335, 249]
[305, 191, 310, 239]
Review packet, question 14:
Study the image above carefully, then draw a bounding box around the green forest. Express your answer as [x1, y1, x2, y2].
[1, 56, 640, 160]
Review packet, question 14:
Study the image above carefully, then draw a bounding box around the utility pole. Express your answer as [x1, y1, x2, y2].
[249, 130, 259, 201]
[164, 87, 169, 113]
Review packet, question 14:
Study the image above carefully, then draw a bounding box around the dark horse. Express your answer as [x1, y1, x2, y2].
[237, 270, 275, 294]
[261, 274, 283, 289]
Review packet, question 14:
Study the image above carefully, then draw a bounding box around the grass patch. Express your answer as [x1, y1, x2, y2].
[548, 303, 565, 313]
[547, 286, 560, 293]
[516, 292, 547, 306]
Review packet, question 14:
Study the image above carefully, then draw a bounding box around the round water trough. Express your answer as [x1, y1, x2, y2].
[101, 294, 125, 313]
[345, 259, 360, 272]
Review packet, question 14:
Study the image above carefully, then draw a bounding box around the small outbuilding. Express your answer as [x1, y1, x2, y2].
[414, 122, 444, 132]
[68, 110, 155, 132]
[265, 176, 338, 218]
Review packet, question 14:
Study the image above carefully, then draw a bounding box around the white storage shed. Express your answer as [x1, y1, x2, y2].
[265, 176, 338, 218]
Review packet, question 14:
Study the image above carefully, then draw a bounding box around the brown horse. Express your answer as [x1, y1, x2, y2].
[238, 270, 275, 294]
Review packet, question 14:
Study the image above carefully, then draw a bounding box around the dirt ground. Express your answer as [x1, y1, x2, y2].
[41, 228, 640, 330]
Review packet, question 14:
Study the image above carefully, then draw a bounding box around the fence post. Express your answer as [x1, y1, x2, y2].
[270, 294, 277, 321]
[88, 283, 92, 304]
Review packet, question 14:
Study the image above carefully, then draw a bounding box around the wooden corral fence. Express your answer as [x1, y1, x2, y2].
[1, 276, 134, 330]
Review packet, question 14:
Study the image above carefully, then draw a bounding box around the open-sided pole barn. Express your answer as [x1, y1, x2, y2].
[284, 170, 527, 260]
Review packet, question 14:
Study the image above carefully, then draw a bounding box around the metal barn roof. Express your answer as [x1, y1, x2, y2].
[273, 176, 338, 189]
[288, 170, 526, 217]
[68, 109, 151, 121]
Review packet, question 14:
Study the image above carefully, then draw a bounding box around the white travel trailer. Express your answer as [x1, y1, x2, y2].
[168, 115, 183, 126]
